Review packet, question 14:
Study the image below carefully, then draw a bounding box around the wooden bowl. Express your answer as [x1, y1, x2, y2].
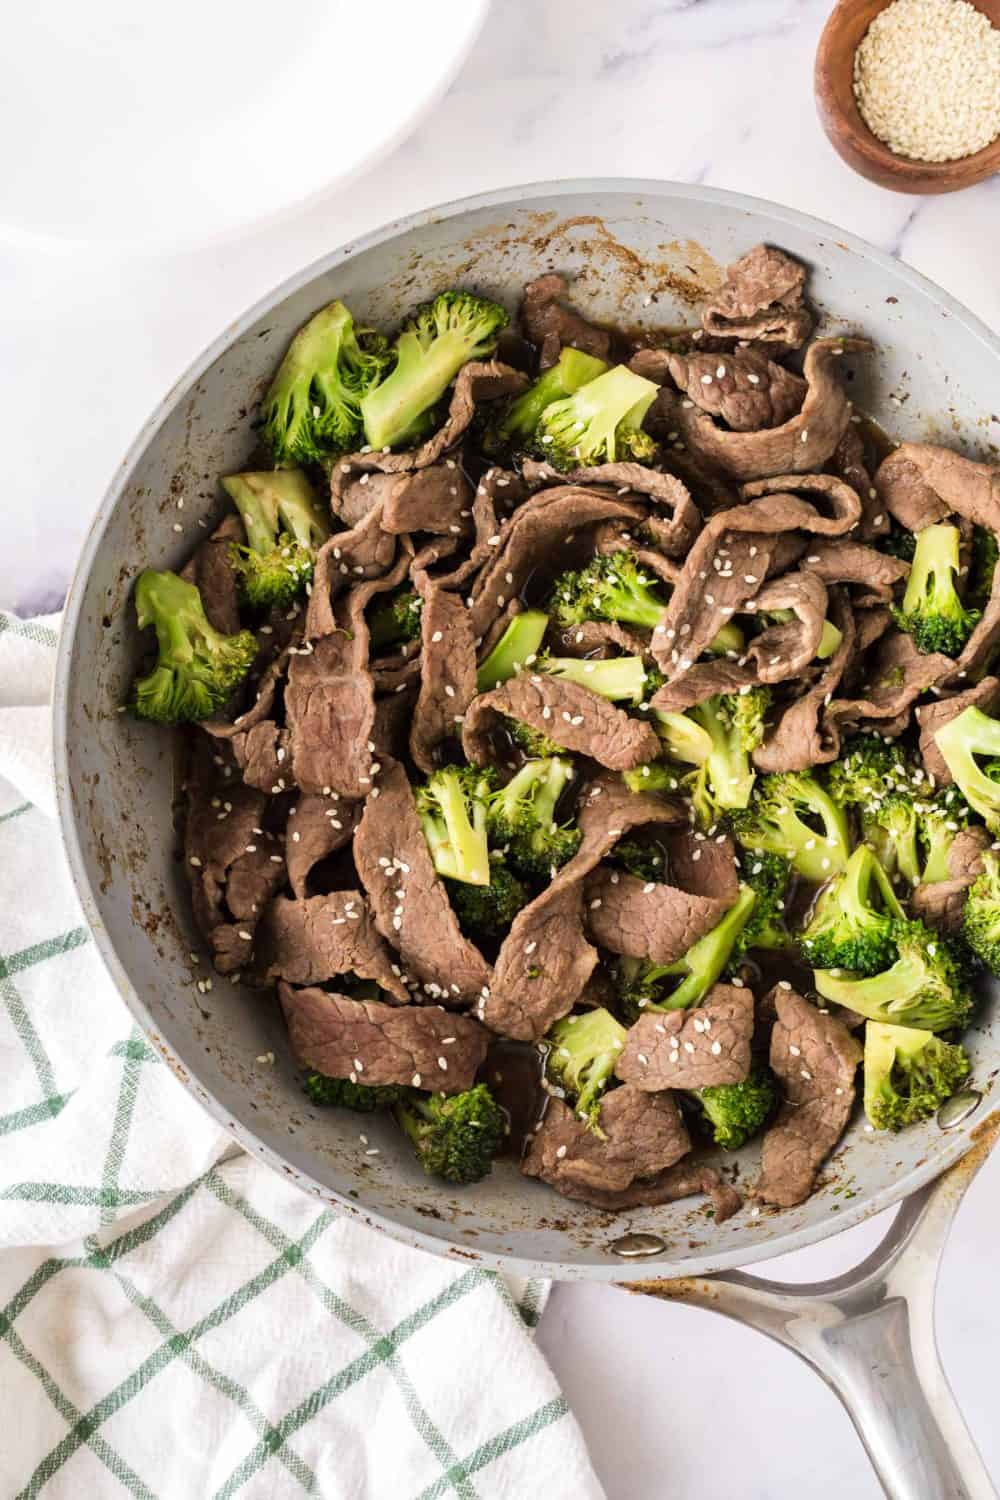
[815, 0, 1000, 193]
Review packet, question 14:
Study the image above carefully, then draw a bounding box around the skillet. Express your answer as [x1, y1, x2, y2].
[53, 179, 1000, 1499]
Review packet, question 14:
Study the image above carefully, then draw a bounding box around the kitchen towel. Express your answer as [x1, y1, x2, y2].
[0, 611, 605, 1500]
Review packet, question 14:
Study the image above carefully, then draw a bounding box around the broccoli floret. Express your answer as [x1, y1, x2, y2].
[826, 733, 920, 813]
[222, 470, 330, 609]
[488, 757, 581, 878]
[622, 762, 690, 796]
[730, 771, 850, 883]
[361, 291, 508, 451]
[476, 610, 550, 692]
[918, 785, 972, 885]
[504, 716, 563, 759]
[934, 705, 1000, 832]
[489, 347, 609, 453]
[368, 586, 424, 651]
[611, 838, 668, 883]
[547, 550, 668, 632]
[128, 569, 256, 725]
[891, 523, 981, 657]
[445, 862, 529, 939]
[863, 1021, 971, 1132]
[862, 793, 922, 888]
[800, 845, 904, 974]
[691, 1069, 777, 1150]
[415, 765, 497, 886]
[538, 651, 654, 706]
[962, 848, 1000, 973]
[394, 1084, 505, 1184]
[303, 1073, 406, 1110]
[732, 850, 792, 954]
[879, 520, 917, 563]
[967, 526, 998, 612]
[652, 710, 714, 766]
[532, 363, 658, 471]
[813, 919, 974, 1033]
[260, 300, 391, 466]
[687, 689, 770, 824]
[544, 1007, 628, 1133]
[616, 885, 757, 1019]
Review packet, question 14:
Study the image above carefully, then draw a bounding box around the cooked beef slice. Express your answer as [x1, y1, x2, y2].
[279, 984, 488, 1092]
[702, 244, 812, 349]
[664, 349, 805, 432]
[409, 573, 478, 774]
[651, 659, 760, 712]
[941, 564, 1000, 686]
[285, 632, 375, 798]
[286, 794, 360, 899]
[521, 1088, 691, 1197]
[911, 826, 991, 936]
[615, 985, 754, 1090]
[756, 986, 862, 1208]
[833, 425, 887, 541]
[225, 842, 287, 923]
[915, 677, 1000, 785]
[746, 571, 828, 682]
[520, 461, 701, 558]
[519, 273, 613, 369]
[551, 1158, 741, 1216]
[467, 486, 645, 641]
[754, 589, 856, 772]
[552, 619, 651, 660]
[876, 443, 1000, 533]
[462, 675, 661, 772]
[484, 776, 687, 1040]
[202, 639, 295, 792]
[675, 340, 870, 480]
[802, 538, 909, 606]
[353, 761, 493, 1007]
[826, 630, 954, 740]
[583, 868, 732, 964]
[257, 892, 408, 999]
[180, 514, 243, 635]
[666, 828, 740, 904]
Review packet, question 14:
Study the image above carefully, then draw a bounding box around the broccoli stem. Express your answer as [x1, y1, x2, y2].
[660, 885, 757, 1009]
[652, 710, 713, 765]
[707, 621, 746, 656]
[689, 697, 755, 812]
[222, 470, 328, 556]
[417, 768, 492, 886]
[476, 611, 550, 691]
[500, 348, 608, 442]
[541, 654, 650, 705]
[534, 364, 659, 470]
[934, 706, 1000, 831]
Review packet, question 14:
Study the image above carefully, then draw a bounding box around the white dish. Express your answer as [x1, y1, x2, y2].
[2, 0, 490, 250]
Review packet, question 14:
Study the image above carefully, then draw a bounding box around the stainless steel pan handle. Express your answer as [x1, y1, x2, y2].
[624, 1112, 1000, 1500]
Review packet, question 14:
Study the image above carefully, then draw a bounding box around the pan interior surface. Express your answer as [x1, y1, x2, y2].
[54, 180, 1000, 1280]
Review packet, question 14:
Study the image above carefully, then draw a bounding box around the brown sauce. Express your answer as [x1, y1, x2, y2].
[483, 1040, 549, 1159]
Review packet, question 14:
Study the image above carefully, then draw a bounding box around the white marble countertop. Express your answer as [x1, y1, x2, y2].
[4, 0, 999, 1494]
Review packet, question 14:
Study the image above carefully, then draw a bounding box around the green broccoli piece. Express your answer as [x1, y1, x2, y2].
[800, 845, 904, 974]
[622, 762, 690, 796]
[445, 862, 529, 940]
[651, 710, 714, 766]
[544, 1007, 628, 1133]
[611, 838, 668, 883]
[532, 363, 658, 471]
[918, 785, 972, 885]
[361, 291, 508, 451]
[862, 793, 923, 888]
[732, 850, 792, 954]
[879, 520, 917, 563]
[863, 1021, 971, 1132]
[504, 717, 563, 759]
[967, 526, 998, 612]
[813, 919, 974, 1033]
[962, 847, 1000, 973]
[222, 470, 330, 609]
[476, 611, 550, 692]
[260, 300, 391, 466]
[616, 885, 757, 1019]
[730, 771, 850, 883]
[128, 569, 256, 725]
[394, 1084, 505, 1184]
[934, 705, 1000, 832]
[415, 765, 497, 886]
[368, 586, 424, 651]
[687, 689, 770, 824]
[547, 549, 668, 632]
[826, 733, 920, 813]
[303, 1073, 406, 1110]
[489, 347, 609, 452]
[538, 652, 654, 706]
[691, 1069, 777, 1150]
[891, 523, 981, 657]
[488, 757, 581, 878]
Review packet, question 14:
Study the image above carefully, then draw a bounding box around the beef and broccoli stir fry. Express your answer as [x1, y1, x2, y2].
[129, 243, 1000, 1219]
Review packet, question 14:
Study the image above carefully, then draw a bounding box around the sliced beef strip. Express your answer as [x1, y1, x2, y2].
[756, 986, 862, 1209]
[615, 984, 754, 1091]
[676, 339, 870, 481]
[940, 563, 1000, 687]
[462, 674, 661, 773]
[286, 794, 360, 900]
[202, 636, 296, 788]
[184, 738, 270, 937]
[915, 677, 1000, 785]
[825, 630, 954, 741]
[409, 572, 478, 775]
[307, 504, 397, 638]
[548, 1157, 741, 1217]
[666, 828, 740, 904]
[519, 273, 613, 369]
[521, 1088, 691, 1197]
[745, 571, 828, 682]
[519, 461, 701, 558]
[180, 514, 243, 635]
[754, 588, 856, 772]
[285, 629, 376, 799]
[584, 867, 732, 964]
[257, 892, 408, 1000]
[208, 838, 286, 976]
[875, 443, 1000, 533]
[833, 425, 887, 541]
[353, 760, 493, 1008]
[552, 619, 651, 660]
[484, 777, 687, 1040]
[702, 244, 812, 349]
[651, 659, 760, 713]
[911, 826, 991, 936]
[371, 689, 415, 765]
[279, 985, 488, 1093]
[664, 348, 806, 432]
[801, 538, 909, 606]
[384, 464, 474, 535]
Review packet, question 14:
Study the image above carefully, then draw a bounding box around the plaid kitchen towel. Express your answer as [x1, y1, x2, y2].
[0, 612, 605, 1500]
